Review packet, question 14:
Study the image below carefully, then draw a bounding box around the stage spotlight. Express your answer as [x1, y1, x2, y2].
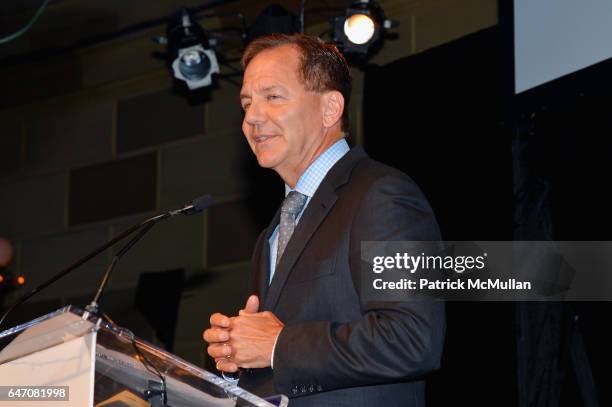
[165, 8, 219, 90]
[344, 13, 376, 45]
[332, 0, 396, 56]
[17, 275, 25, 286]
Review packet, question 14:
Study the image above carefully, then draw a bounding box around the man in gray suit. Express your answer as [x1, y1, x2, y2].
[203, 34, 445, 406]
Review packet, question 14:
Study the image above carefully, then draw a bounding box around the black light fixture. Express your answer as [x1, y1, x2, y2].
[332, 0, 396, 56]
[164, 8, 220, 90]
[247, 4, 300, 43]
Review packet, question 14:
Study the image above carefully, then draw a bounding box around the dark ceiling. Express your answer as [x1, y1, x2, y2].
[0, 1, 233, 61]
[0, 0, 354, 66]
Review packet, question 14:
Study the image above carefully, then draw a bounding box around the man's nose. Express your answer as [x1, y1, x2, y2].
[244, 101, 265, 126]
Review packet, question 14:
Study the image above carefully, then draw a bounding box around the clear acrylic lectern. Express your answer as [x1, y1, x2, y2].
[0, 306, 288, 407]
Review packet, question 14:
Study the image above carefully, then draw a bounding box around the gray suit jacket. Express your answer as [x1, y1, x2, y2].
[239, 147, 445, 406]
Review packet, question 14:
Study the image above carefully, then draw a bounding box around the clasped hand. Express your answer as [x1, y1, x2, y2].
[202, 295, 284, 373]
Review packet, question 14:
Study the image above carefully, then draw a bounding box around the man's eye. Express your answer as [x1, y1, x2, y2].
[267, 95, 281, 101]
[242, 103, 250, 111]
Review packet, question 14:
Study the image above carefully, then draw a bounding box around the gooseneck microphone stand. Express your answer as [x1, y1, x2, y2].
[0, 195, 212, 330]
[85, 218, 159, 315]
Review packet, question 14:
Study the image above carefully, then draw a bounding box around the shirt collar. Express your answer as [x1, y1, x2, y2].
[285, 138, 350, 197]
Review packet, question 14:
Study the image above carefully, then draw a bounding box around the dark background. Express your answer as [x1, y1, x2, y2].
[364, 26, 611, 406]
[1, 1, 610, 405]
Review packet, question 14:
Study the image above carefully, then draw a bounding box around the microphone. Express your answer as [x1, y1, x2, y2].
[168, 195, 213, 217]
[0, 195, 213, 329]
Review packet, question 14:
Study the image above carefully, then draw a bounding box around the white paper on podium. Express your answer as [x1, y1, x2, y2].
[0, 312, 97, 407]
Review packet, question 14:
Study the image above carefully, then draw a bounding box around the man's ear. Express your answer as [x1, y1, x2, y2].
[322, 90, 345, 128]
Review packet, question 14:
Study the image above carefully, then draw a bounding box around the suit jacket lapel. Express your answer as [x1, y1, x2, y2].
[262, 147, 368, 311]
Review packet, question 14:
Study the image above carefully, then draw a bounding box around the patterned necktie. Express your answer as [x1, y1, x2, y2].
[276, 191, 308, 267]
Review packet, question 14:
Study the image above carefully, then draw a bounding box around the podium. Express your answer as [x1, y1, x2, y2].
[0, 306, 288, 406]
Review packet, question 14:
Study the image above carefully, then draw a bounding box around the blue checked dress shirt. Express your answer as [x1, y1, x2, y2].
[268, 138, 350, 283]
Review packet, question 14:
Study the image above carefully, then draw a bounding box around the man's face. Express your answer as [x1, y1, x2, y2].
[240, 45, 327, 181]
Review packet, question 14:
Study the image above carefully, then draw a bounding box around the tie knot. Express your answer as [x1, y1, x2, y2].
[281, 191, 307, 218]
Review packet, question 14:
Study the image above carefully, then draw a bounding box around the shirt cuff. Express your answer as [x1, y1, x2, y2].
[270, 328, 283, 370]
[221, 372, 239, 385]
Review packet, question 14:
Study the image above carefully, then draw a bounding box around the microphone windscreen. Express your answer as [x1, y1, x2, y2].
[191, 195, 214, 213]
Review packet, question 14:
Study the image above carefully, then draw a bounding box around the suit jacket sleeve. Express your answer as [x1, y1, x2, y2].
[271, 172, 446, 394]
